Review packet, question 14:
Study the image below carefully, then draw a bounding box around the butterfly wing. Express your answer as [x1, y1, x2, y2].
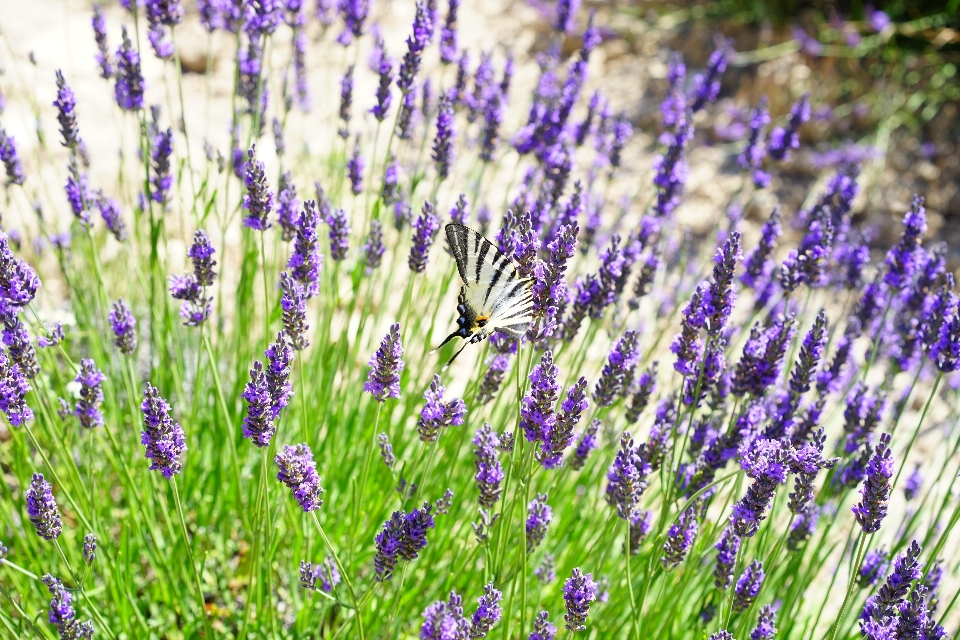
[435, 224, 533, 366]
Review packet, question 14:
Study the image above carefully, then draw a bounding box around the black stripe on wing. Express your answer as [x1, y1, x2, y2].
[444, 223, 511, 286]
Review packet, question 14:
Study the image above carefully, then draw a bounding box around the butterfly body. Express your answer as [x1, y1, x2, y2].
[434, 223, 534, 368]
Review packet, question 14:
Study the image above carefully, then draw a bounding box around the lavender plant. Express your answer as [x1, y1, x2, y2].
[0, 4, 957, 640]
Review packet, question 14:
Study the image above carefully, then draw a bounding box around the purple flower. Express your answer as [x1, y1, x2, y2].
[374, 502, 435, 581]
[625, 362, 657, 423]
[529, 223, 578, 341]
[42, 574, 94, 639]
[0, 230, 40, 308]
[95, 191, 128, 241]
[860, 547, 890, 588]
[292, 29, 309, 110]
[731, 314, 796, 398]
[731, 439, 791, 537]
[539, 376, 587, 468]
[470, 581, 502, 637]
[278, 272, 309, 351]
[397, 1, 430, 93]
[903, 466, 923, 501]
[2, 313, 39, 379]
[243, 145, 274, 230]
[276, 172, 298, 240]
[336, 0, 368, 45]
[65, 160, 92, 226]
[396, 89, 416, 140]
[733, 560, 765, 612]
[364, 323, 404, 402]
[82, 533, 97, 564]
[409, 201, 440, 273]
[767, 93, 810, 161]
[526, 493, 552, 551]
[439, 0, 459, 63]
[265, 332, 294, 420]
[188, 229, 217, 287]
[859, 540, 923, 632]
[287, 201, 322, 298]
[606, 432, 650, 520]
[198, 0, 222, 31]
[593, 330, 640, 406]
[300, 557, 340, 592]
[347, 137, 364, 195]
[884, 195, 926, 290]
[709, 632, 734, 640]
[362, 220, 385, 272]
[92, 4, 112, 78]
[148, 23, 173, 59]
[570, 419, 599, 471]
[562, 568, 597, 631]
[372, 54, 394, 121]
[421, 590, 470, 639]
[0, 350, 34, 426]
[338, 65, 354, 139]
[146, 0, 183, 26]
[73, 359, 105, 430]
[520, 350, 560, 444]
[37, 322, 64, 349]
[868, 7, 891, 32]
[382, 156, 401, 205]
[662, 507, 698, 568]
[140, 384, 186, 478]
[652, 112, 693, 218]
[275, 443, 323, 512]
[417, 373, 467, 442]
[738, 96, 770, 187]
[787, 428, 836, 516]
[661, 53, 686, 129]
[671, 283, 706, 377]
[689, 44, 729, 112]
[555, 0, 580, 32]
[852, 432, 894, 533]
[242, 360, 275, 448]
[530, 611, 557, 640]
[0, 127, 25, 186]
[714, 524, 741, 589]
[473, 423, 503, 508]
[325, 206, 350, 261]
[54, 71, 80, 148]
[26, 473, 62, 540]
[741, 207, 780, 291]
[432, 90, 456, 181]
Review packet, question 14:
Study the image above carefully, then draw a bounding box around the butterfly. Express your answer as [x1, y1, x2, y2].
[432, 223, 534, 369]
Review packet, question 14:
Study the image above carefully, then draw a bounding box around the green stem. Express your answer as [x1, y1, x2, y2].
[311, 513, 364, 640]
[171, 478, 214, 638]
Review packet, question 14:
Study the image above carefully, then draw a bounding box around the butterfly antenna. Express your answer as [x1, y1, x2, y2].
[430, 329, 461, 355]
[440, 341, 471, 372]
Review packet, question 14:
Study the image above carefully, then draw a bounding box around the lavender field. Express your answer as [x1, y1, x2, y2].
[0, 0, 958, 638]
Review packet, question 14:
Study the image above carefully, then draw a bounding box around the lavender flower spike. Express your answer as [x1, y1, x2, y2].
[732, 438, 792, 537]
[470, 581, 502, 637]
[107, 299, 137, 356]
[42, 574, 94, 639]
[432, 90, 456, 181]
[852, 432, 894, 533]
[0, 228, 41, 307]
[563, 568, 598, 631]
[371, 53, 394, 121]
[397, 1, 430, 94]
[733, 560, 765, 612]
[140, 383, 187, 478]
[265, 332, 294, 420]
[0, 350, 34, 426]
[884, 195, 926, 291]
[288, 200, 322, 297]
[526, 493, 552, 551]
[539, 376, 587, 468]
[26, 473, 62, 540]
[275, 443, 324, 512]
[0, 127, 26, 186]
[325, 206, 350, 262]
[347, 137, 364, 195]
[364, 323, 404, 402]
[593, 330, 640, 407]
[439, 0, 459, 64]
[74, 359, 105, 430]
[473, 423, 504, 508]
[530, 611, 557, 640]
[54, 71, 80, 149]
[408, 201, 440, 273]
[92, 4, 112, 78]
[242, 145, 274, 230]
[738, 95, 770, 188]
[242, 360, 276, 448]
[421, 590, 470, 639]
[280, 272, 309, 351]
[520, 350, 561, 444]
[416, 373, 467, 442]
[662, 506, 698, 568]
[114, 28, 145, 112]
[767, 93, 810, 161]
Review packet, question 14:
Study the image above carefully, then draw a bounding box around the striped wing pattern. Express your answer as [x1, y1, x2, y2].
[434, 224, 534, 366]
